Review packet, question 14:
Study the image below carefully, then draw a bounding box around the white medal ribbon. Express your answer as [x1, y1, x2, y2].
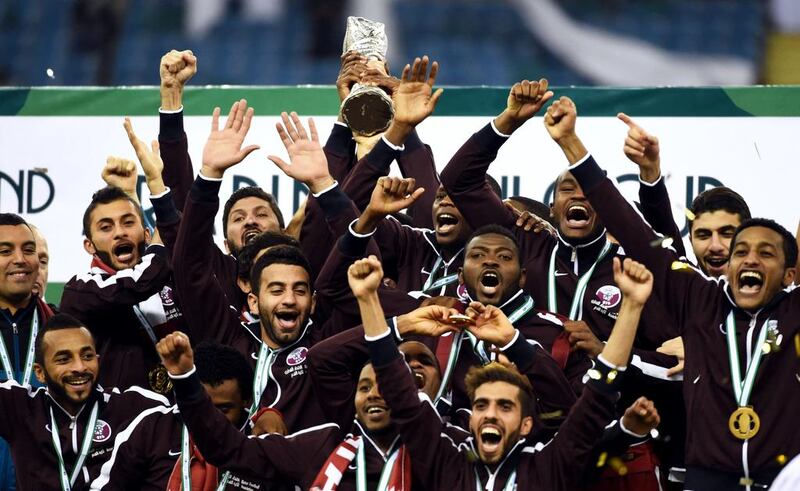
[467, 295, 535, 365]
[725, 312, 769, 407]
[248, 342, 275, 419]
[355, 436, 401, 491]
[474, 468, 517, 491]
[0, 309, 38, 385]
[132, 305, 159, 345]
[180, 426, 231, 491]
[50, 401, 99, 491]
[422, 256, 459, 294]
[547, 240, 613, 320]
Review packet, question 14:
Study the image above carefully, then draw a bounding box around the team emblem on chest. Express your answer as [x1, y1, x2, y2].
[93, 419, 112, 443]
[286, 346, 309, 366]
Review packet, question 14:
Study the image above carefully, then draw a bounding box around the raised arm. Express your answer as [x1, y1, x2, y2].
[439, 79, 553, 231]
[341, 55, 443, 219]
[158, 49, 197, 210]
[543, 97, 707, 326]
[618, 113, 686, 257]
[171, 101, 258, 342]
[156, 332, 339, 485]
[348, 256, 466, 486]
[534, 257, 652, 489]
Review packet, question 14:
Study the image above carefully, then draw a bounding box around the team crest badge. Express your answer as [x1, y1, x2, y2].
[286, 347, 308, 366]
[159, 286, 175, 307]
[594, 285, 622, 309]
[93, 420, 112, 443]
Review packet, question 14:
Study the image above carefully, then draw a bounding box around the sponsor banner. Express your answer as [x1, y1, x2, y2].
[1, 88, 799, 286]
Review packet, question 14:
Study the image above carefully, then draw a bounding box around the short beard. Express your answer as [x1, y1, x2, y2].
[259, 312, 307, 347]
[43, 368, 95, 411]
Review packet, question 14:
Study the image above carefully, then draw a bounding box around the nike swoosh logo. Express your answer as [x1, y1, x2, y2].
[168, 450, 181, 457]
[554, 271, 568, 277]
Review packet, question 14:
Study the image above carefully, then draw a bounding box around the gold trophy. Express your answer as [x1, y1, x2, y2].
[340, 16, 394, 136]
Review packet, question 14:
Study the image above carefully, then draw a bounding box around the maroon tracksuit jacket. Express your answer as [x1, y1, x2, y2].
[570, 153, 800, 487]
[172, 368, 453, 490]
[89, 404, 273, 491]
[438, 123, 687, 465]
[60, 246, 184, 391]
[367, 331, 622, 491]
[0, 381, 169, 490]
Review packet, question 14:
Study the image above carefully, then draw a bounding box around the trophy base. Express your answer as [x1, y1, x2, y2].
[341, 89, 394, 137]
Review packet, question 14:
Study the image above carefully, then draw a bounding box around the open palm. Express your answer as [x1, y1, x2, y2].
[392, 55, 444, 126]
[202, 99, 260, 175]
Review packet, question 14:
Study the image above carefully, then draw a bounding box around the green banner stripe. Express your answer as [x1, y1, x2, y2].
[2, 86, 800, 117]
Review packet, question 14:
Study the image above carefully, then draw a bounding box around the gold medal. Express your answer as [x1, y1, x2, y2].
[728, 406, 760, 440]
[148, 364, 173, 395]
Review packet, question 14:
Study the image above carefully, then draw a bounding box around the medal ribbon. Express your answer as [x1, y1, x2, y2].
[547, 240, 613, 320]
[0, 309, 38, 385]
[180, 426, 231, 491]
[50, 401, 99, 491]
[248, 343, 275, 419]
[422, 256, 459, 294]
[434, 331, 464, 403]
[355, 437, 401, 491]
[725, 312, 769, 407]
[474, 468, 517, 491]
[132, 305, 159, 345]
[467, 296, 535, 365]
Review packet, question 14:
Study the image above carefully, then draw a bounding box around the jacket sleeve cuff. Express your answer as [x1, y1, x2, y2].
[325, 123, 354, 156]
[567, 154, 606, 193]
[638, 174, 668, 202]
[190, 175, 222, 202]
[158, 110, 185, 142]
[366, 137, 402, 171]
[145, 244, 168, 258]
[150, 191, 180, 224]
[315, 183, 350, 219]
[474, 122, 511, 153]
[585, 356, 626, 394]
[339, 222, 372, 257]
[500, 331, 538, 365]
[366, 330, 401, 367]
[401, 129, 424, 153]
[171, 370, 205, 403]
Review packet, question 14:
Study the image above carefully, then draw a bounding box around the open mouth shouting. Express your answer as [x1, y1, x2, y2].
[112, 241, 137, 267]
[436, 212, 460, 236]
[478, 269, 502, 300]
[273, 310, 301, 333]
[478, 424, 504, 459]
[703, 255, 729, 276]
[564, 204, 592, 230]
[242, 227, 262, 245]
[413, 370, 426, 390]
[737, 270, 764, 296]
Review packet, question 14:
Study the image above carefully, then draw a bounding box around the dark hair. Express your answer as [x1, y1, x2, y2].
[506, 196, 554, 226]
[731, 218, 798, 269]
[222, 186, 285, 239]
[465, 361, 534, 418]
[690, 187, 750, 231]
[249, 245, 312, 295]
[485, 175, 503, 199]
[82, 186, 144, 238]
[0, 213, 30, 228]
[236, 232, 301, 280]
[194, 342, 255, 402]
[465, 224, 520, 256]
[35, 313, 94, 364]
